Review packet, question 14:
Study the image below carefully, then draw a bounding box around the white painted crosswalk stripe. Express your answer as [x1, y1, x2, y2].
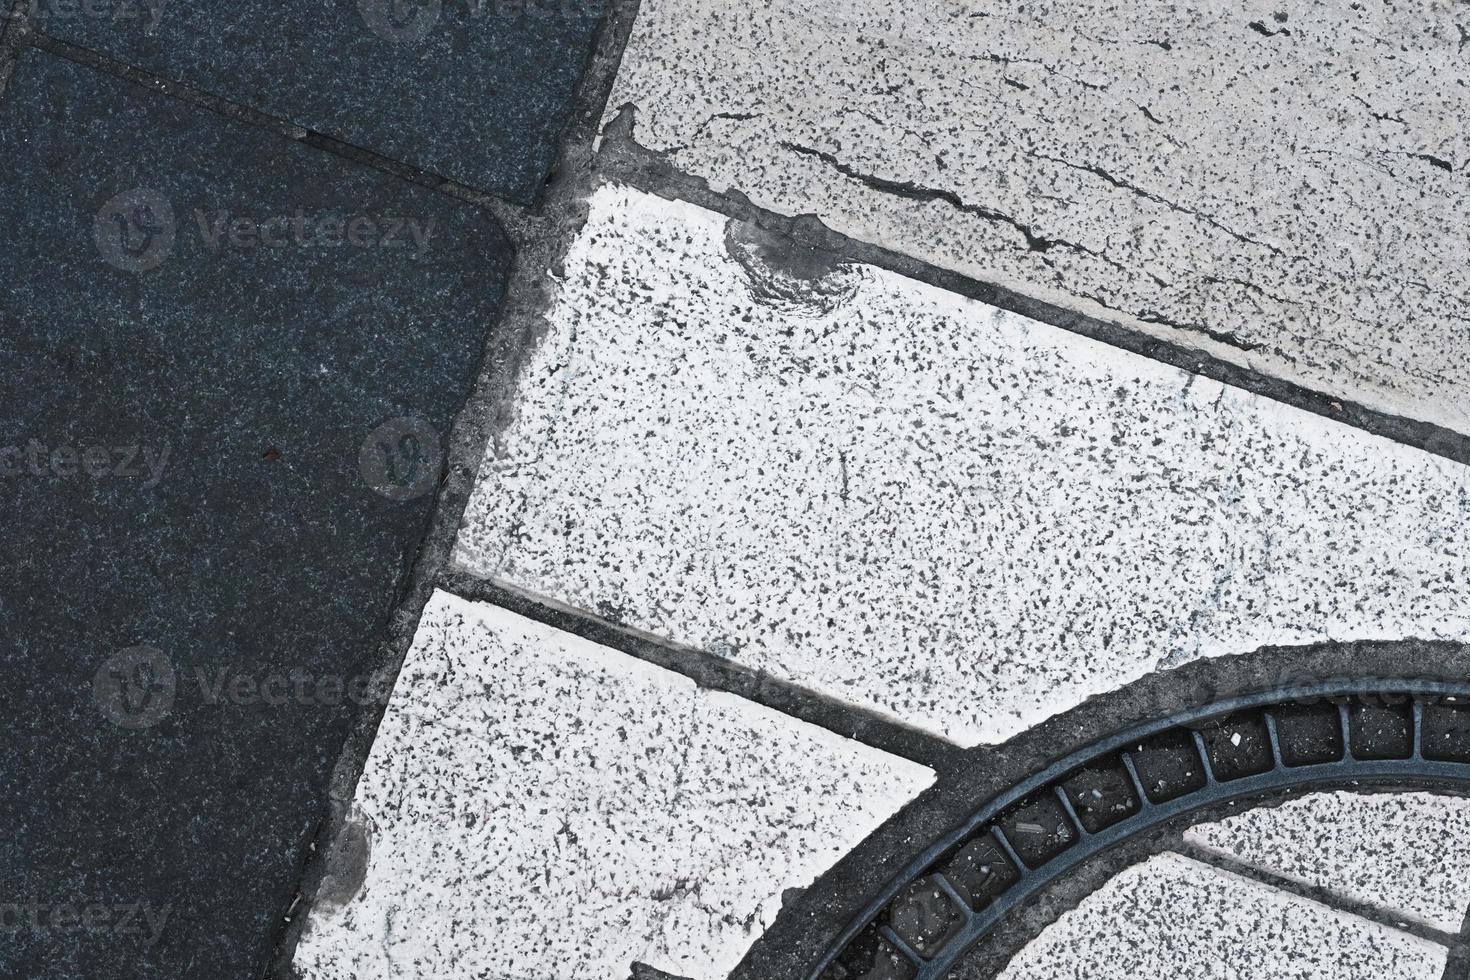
[293, 590, 931, 980]
[607, 0, 1470, 435]
[1185, 791, 1470, 935]
[454, 184, 1470, 747]
[997, 852, 1448, 980]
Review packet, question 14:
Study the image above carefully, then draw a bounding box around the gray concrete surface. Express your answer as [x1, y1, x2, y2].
[454, 184, 1470, 746]
[292, 590, 930, 980]
[608, 0, 1470, 435]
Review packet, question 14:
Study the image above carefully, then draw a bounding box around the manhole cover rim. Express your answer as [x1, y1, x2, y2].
[811, 678, 1470, 980]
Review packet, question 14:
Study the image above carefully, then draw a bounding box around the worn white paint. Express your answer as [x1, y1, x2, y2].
[454, 184, 1470, 746]
[997, 852, 1447, 979]
[608, 0, 1470, 435]
[292, 590, 930, 980]
[1186, 791, 1470, 934]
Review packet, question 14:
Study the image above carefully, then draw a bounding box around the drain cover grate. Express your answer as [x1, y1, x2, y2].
[816, 683, 1470, 980]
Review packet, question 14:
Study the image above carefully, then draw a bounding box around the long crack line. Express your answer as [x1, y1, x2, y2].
[781, 140, 1147, 281]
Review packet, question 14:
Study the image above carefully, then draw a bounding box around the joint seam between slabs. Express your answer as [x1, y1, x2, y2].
[439, 570, 961, 772]
[1173, 839, 1460, 948]
[594, 105, 1470, 470]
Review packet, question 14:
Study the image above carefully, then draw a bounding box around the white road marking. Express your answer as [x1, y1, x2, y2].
[998, 852, 1446, 979]
[1186, 791, 1470, 934]
[293, 590, 931, 980]
[455, 184, 1470, 746]
[608, 0, 1470, 434]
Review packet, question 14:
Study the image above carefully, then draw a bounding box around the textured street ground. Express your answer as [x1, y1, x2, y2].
[0, 5, 597, 979]
[4, 1, 1470, 979]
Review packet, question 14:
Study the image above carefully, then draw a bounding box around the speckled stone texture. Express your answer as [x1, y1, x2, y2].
[1186, 791, 1470, 933]
[40, 0, 606, 202]
[454, 184, 1470, 746]
[609, 0, 1470, 434]
[293, 590, 931, 980]
[0, 50, 508, 980]
[991, 852, 1447, 979]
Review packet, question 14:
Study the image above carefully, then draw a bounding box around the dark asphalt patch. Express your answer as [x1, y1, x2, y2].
[0, 48, 508, 980]
[32, 0, 607, 203]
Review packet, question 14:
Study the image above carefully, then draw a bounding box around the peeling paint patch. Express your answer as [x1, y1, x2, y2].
[307, 809, 373, 920]
[723, 217, 863, 317]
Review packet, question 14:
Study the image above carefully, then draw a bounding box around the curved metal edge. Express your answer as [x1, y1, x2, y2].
[729, 641, 1470, 980]
[815, 681, 1470, 979]
[912, 765, 1470, 977]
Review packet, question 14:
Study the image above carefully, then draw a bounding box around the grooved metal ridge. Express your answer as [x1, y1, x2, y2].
[815, 681, 1470, 980]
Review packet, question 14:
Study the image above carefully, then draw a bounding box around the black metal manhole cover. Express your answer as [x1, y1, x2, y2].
[808, 681, 1470, 980]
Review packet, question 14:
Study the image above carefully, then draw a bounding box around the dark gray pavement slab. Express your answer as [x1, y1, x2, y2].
[32, 0, 606, 203]
[0, 48, 509, 980]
